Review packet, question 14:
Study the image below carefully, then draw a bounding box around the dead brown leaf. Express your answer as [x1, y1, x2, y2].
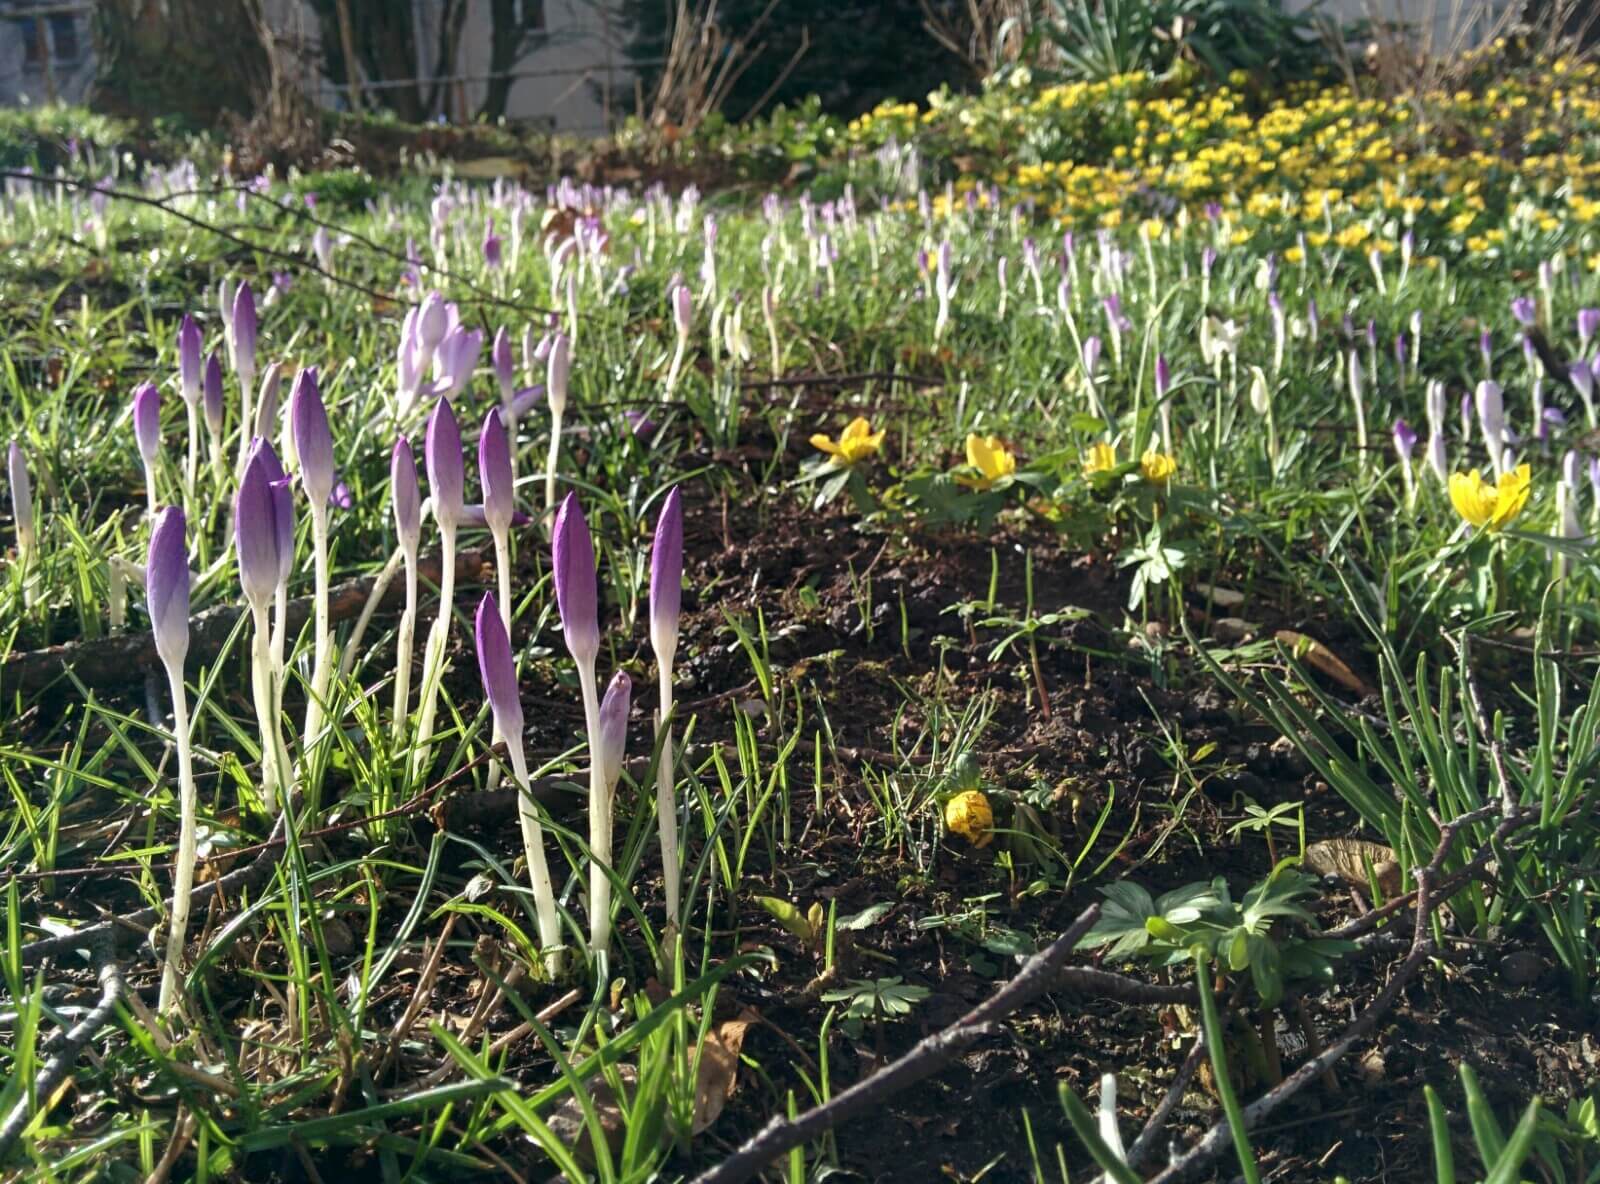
[1275, 630, 1374, 697]
[1304, 838, 1402, 897]
[691, 1008, 759, 1135]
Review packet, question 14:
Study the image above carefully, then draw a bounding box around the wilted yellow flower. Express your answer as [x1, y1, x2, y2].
[1141, 451, 1179, 482]
[1083, 441, 1118, 476]
[810, 417, 884, 466]
[1449, 464, 1531, 530]
[957, 434, 1017, 490]
[944, 789, 994, 847]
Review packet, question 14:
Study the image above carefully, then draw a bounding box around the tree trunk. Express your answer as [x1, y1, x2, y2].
[90, 0, 271, 125]
[478, 0, 545, 121]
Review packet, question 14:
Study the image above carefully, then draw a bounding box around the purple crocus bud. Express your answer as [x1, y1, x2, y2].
[479, 407, 514, 537]
[1479, 330, 1493, 373]
[597, 670, 631, 789]
[492, 326, 515, 405]
[433, 325, 483, 399]
[418, 291, 448, 354]
[1590, 457, 1600, 503]
[289, 366, 334, 506]
[650, 486, 683, 665]
[547, 331, 571, 418]
[177, 314, 203, 406]
[1393, 418, 1418, 461]
[1394, 334, 1407, 368]
[236, 441, 291, 610]
[1082, 335, 1102, 377]
[232, 283, 257, 382]
[311, 226, 334, 271]
[425, 397, 464, 530]
[1579, 308, 1600, 351]
[133, 382, 162, 464]
[1476, 380, 1505, 470]
[1511, 296, 1536, 327]
[482, 217, 502, 269]
[203, 351, 224, 436]
[1201, 246, 1217, 276]
[8, 440, 34, 551]
[623, 410, 657, 441]
[391, 436, 421, 553]
[1307, 298, 1320, 344]
[552, 491, 599, 667]
[672, 283, 692, 339]
[1365, 319, 1378, 350]
[1571, 362, 1594, 404]
[1155, 355, 1171, 401]
[474, 592, 523, 741]
[146, 506, 189, 669]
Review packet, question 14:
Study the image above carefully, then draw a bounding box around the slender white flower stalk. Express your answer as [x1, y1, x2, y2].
[762, 284, 782, 380]
[474, 592, 563, 972]
[290, 369, 337, 751]
[8, 440, 35, 607]
[391, 438, 421, 738]
[1425, 379, 1449, 482]
[544, 332, 571, 519]
[996, 256, 1009, 322]
[1249, 365, 1278, 466]
[552, 493, 613, 954]
[411, 399, 465, 782]
[1476, 380, 1506, 478]
[663, 283, 692, 396]
[650, 488, 684, 924]
[177, 314, 203, 504]
[236, 440, 294, 812]
[1347, 349, 1369, 473]
[149, 507, 196, 1014]
[133, 382, 162, 519]
[933, 241, 954, 341]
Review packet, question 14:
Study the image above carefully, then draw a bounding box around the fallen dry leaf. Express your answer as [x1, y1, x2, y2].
[691, 1009, 759, 1135]
[1275, 630, 1374, 697]
[1304, 838, 1402, 897]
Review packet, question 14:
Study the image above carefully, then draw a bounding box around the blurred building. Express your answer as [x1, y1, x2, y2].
[0, 0, 625, 135]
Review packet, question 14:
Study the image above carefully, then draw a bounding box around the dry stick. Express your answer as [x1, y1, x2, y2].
[1, 547, 485, 698]
[689, 904, 1101, 1184]
[1147, 801, 1532, 1184]
[0, 933, 123, 1162]
[1127, 1032, 1209, 1171]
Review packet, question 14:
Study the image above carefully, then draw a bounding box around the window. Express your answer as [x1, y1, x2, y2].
[20, 15, 80, 67]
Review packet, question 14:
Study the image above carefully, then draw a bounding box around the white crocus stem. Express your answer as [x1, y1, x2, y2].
[156, 657, 197, 1014]
[207, 420, 225, 493]
[392, 543, 418, 739]
[411, 519, 457, 780]
[545, 408, 563, 522]
[250, 602, 283, 812]
[505, 740, 563, 975]
[656, 660, 679, 923]
[183, 403, 199, 507]
[575, 657, 609, 954]
[144, 463, 159, 522]
[302, 501, 332, 751]
[1348, 351, 1369, 474]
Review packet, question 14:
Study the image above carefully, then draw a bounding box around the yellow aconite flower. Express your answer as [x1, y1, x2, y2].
[1141, 451, 1179, 482]
[810, 417, 884, 466]
[1083, 441, 1118, 475]
[957, 434, 1017, 490]
[944, 790, 994, 847]
[1449, 464, 1531, 530]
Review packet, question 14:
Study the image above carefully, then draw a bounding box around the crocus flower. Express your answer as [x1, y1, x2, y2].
[148, 505, 199, 1014]
[480, 407, 514, 539]
[552, 491, 599, 667]
[1082, 335, 1102, 378]
[1579, 308, 1600, 354]
[1480, 330, 1494, 377]
[232, 284, 258, 476]
[1511, 296, 1537, 327]
[133, 382, 162, 465]
[650, 488, 683, 674]
[597, 670, 631, 792]
[1450, 464, 1531, 531]
[147, 506, 190, 673]
[956, 434, 1017, 490]
[482, 217, 502, 270]
[177, 314, 203, 406]
[1394, 418, 1418, 509]
[425, 397, 465, 530]
[1426, 380, 1450, 482]
[8, 439, 34, 554]
[475, 592, 562, 966]
[235, 441, 294, 613]
[810, 417, 882, 466]
[418, 291, 448, 357]
[203, 351, 224, 438]
[390, 437, 421, 736]
[544, 331, 572, 514]
[1476, 380, 1506, 476]
[289, 367, 335, 507]
[1571, 362, 1596, 427]
[492, 326, 515, 406]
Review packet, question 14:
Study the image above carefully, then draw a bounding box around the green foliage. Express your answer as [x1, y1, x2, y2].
[1078, 868, 1353, 1004]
